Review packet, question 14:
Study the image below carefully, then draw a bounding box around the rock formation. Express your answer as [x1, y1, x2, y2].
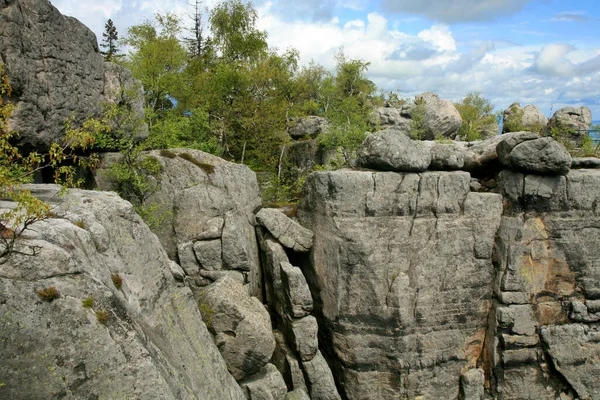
[0, 186, 245, 399]
[547, 106, 593, 147]
[0, 0, 146, 149]
[416, 92, 462, 139]
[502, 102, 548, 133]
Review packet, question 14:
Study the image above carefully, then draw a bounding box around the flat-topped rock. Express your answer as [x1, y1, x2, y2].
[356, 128, 431, 172]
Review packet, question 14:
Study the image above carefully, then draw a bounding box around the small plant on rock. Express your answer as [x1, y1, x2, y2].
[96, 310, 110, 325]
[81, 297, 94, 308]
[111, 274, 123, 290]
[37, 287, 59, 302]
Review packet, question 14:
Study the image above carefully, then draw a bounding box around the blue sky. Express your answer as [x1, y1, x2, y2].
[53, 0, 600, 119]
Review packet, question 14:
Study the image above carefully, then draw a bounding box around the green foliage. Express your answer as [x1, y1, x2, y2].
[82, 297, 94, 308]
[409, 98, 427, 140]
[101, 19, 122, 61]
[0, 65, 98, 259]
[502, 105, 545, 134]
[455, 92, 496, 141]
[37, 287, 59, 302]
[111, 274, 123, 290]
[260, 173, 306, 208]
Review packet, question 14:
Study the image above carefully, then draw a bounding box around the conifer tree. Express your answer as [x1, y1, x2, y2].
[101, 19, 122, 61]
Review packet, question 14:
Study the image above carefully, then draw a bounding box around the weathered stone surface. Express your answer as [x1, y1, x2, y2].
[571, 157, 600, 169]
[541, 324, 600, 400]
[193, 239, 223, 271]
[370, 105, 412, 132]
[289, 116, 329, 139]
[301, 351, 342, 400]
[198, 276, 276, 380]
[460, 368, 485, 400]
[257, 232, 290, 319]
[95, 148, 262, 297]
[239, 364, 287, 400]
[570, 301, 600, 322]
[0, 186, 244, 400]
[178, 241, 200, 276]
[502, 102, 547, 133]
[289, 315, 319, 361]
[416, 92, 462, 139]
[0, 0, 146, 149]
[429, 142, 466, 170]
[498, 136, 572, 175]
[463, 131, 535, 172]
[280, 262, 313, 318]
[256, 208, 314, 252]
[298, 170, 502, 399]
[272, 331, 308, 393]
[356, 128, 431, 172]
[548, 106, 593, 146]
[285, 389, 311, 400]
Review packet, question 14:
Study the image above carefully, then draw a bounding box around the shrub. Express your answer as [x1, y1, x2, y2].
[81, 297, 94, 308]
[111, 274, 123, 290]
[37, 287, 59, 302]
[409, 98, 427, 140]
[455, 92, 496, 141]
[96, 310, 110, 324]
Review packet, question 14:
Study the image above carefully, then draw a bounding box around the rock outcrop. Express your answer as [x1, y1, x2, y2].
[547, 106, 593, 147]
[416, 92, 462, 139]
[94, 149, 263, 298]
[0, 186, 245, 400]
[0, 0, 146, 149]
[502, 102, 548, 133]
[289, 116, 329, 139]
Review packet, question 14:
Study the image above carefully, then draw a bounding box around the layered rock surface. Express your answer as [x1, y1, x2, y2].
[0, 186, 244, 400]
[0, 0, 146, 148]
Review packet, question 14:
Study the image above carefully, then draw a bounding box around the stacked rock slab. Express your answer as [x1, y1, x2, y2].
[0, 186, 245, 400]
[94, 149, 263, 298]
[256, 208, 341, 400]
[297, 169, 503, 399]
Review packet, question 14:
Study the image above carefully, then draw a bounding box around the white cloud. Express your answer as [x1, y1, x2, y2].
[532, 43, 575, 76]
[417, 25, 456, 53]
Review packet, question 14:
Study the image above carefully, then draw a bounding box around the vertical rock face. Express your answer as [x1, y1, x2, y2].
[489, 170, 600, 400]
[0, 0, 146, 148]
[95, 149, 263, 298]
[297, 170, 503, 399]
[0, 186, 245, 400]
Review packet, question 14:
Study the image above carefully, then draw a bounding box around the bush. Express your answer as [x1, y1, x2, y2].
[37, 287, 59, 302]
[81, 297, 94, 308]
[455, 92, 496, 141]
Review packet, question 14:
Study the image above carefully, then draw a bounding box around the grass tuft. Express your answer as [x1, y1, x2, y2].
[37, 287, 59, 302]
[111, 274, 123, 290]
[82, 297, 94, 308]
[96, 310, 110, 325]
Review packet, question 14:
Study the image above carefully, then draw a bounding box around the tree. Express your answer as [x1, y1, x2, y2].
[101, 19, 122, 61]
[454, 92, 497, 141]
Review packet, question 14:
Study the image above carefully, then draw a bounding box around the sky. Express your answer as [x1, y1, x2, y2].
[52, 0, 600, 119]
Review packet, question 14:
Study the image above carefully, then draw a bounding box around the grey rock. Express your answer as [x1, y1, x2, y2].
[297, 170, 501, 399]
[571, 157, 600, 169]
[272, 330, 308, 393]
[193, 239, 223, 271]
[463, 131, 536, 172]
[301, 351, 342, 400]
[199, 270, 245, 285]
[496, 305, 537, 336]
[541, 324, 600, 400]
[256, 208, 314, 252]
[570, 301, 600, 322]
[502, 102, 547, 133]
[257, 233, 290, 319]
[280, 262, 313, 318]
[289, 315, 319, 361]
[429, 142, 466, 170]
[0, 186, 245, 400]
[96, 149, 262, 297]
[460, 368, 485, 400]
[416, 92, 462, 139]
[178, 241, 200, 276]
[239, 364, 287, 400]
[0, 0, 146, 149]
[285, 390, 311, 400]
[168, 260, 187, 282]
[501, 334, 539, 348]
[498, 136, 572, 175]
[370, 106, 412, 132]
[498, 292, 529, 305]
[198, 276, 276, 380]
[289, 116, 329, 139]
[548, 106, 593, 146]
[356, 128, 432, 172]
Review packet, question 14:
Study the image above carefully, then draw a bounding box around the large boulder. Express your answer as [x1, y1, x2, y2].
[289, 116, 329, 139]
[256, 208, 314, 253]
[94, 149, 263, 297]
[356, 128, 431, 172]
[547, 106, 593, 146]
[416, 92, 462, 139]
[0, 185, 245, 400]
[497, 134, 572, 175]
[0, 0, 146, 149]
[198, 276, 276, 381]
[370, 104, 412, 132]
[502, 102, 547, 133]
[298, 170, 502, 399]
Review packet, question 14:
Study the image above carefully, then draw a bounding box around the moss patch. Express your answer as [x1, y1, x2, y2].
[178, 152, 215, 174]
